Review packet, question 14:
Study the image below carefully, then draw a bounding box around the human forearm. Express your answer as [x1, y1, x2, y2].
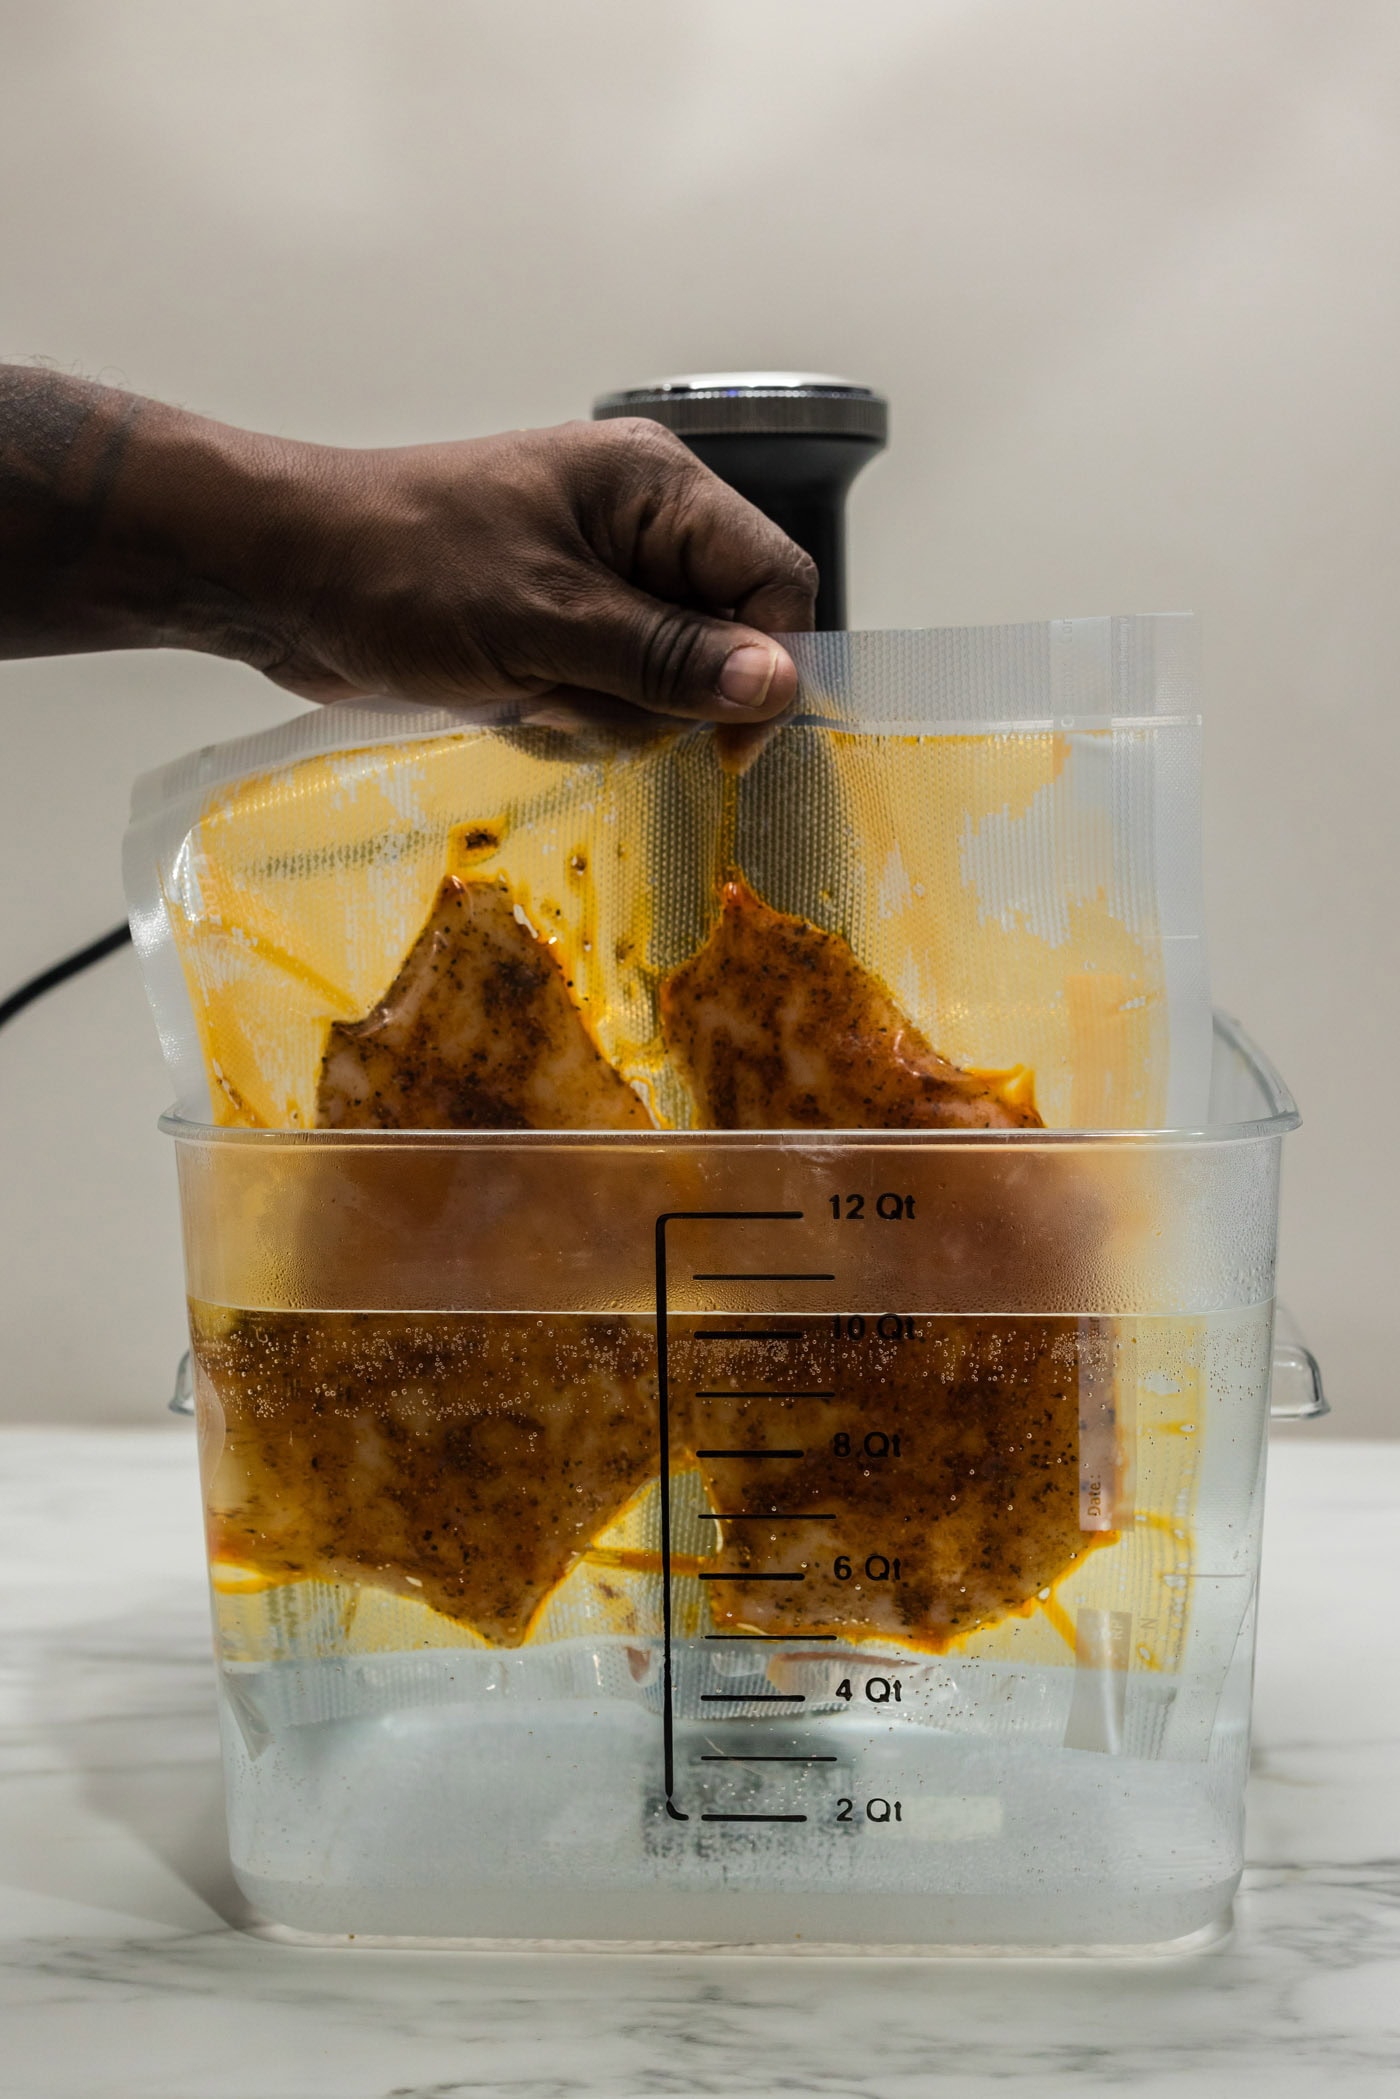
[0, 365, 816, 718]
[0, 365, 306, 667]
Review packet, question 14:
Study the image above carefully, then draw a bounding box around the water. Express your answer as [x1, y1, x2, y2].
[203, 1305, 1271, 1947]
[221, 1637, 1254, 1945]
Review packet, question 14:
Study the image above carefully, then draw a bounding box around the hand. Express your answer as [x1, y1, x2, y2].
[0, 370, 817, 724]
[258, 419, 818, 724]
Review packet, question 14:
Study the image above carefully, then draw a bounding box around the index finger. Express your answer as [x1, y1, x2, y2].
[584, 419, 820, 634]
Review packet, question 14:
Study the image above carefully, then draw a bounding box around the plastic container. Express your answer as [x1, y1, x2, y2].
[166, 1012, 1322, 1953]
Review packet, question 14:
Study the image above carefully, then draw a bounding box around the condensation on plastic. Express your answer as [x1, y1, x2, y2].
[124, 617, 1210, 1135]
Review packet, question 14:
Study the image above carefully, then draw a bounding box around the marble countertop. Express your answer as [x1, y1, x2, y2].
[2, 1427, 1397, 2099]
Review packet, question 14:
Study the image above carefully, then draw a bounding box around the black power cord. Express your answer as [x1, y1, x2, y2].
[0, 922, 132, 1031]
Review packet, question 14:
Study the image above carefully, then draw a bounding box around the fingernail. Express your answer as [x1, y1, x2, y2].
[521, 702, 585, 730]
[718, 642, 778, 712]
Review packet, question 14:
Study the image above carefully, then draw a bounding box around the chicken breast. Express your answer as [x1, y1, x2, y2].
[317, 875, 653, 1131]
[671, 1317, 1092, 1650]
[658, 879, 1099, 1647]
[207, 868, 1088, 1658]
[194, 1305, 657, 1645]
[196, 877, 659, 1645]
[659, 876, 1040, 1130]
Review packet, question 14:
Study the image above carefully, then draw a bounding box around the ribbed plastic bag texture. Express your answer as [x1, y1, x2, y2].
[125, 617, 1209, 1131]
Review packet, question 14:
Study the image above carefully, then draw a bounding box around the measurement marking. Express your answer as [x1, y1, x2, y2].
[700, 1692, 806, 1702]
[695, 1448, 805, 1459]
[701, 1813, 809, 1823]
[704, 1633, 838, 1642]
[695, 1390, 835, 1400]
[701, 1755, 838, 1763]
[696, 1512, 835, 1522]
[655, 1206, 805, 1822]
[698, 1570, 805, 1582]
[692, 1272, 835, 1282]
[693, 1330, 805, 1342]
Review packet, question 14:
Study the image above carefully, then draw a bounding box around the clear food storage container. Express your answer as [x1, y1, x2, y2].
[166, 1011, 1320, 1953]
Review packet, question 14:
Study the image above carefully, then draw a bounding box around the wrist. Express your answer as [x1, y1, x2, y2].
[109, 400, 345, 671]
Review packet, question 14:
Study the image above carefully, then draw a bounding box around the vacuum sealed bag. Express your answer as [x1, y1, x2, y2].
[128, 617, 1209, 1135]
[128, 617, 1213, 1678]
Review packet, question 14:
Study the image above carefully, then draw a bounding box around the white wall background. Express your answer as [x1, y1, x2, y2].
[1, 0, 1396, 1430]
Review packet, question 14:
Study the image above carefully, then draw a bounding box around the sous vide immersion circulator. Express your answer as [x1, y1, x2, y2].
[592, 372, 888, 626]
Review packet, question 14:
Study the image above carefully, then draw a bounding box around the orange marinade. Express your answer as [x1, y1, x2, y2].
[194, 871, 1099, 1651]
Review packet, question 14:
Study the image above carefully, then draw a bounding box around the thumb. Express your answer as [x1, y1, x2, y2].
[536, 572, 801, 723]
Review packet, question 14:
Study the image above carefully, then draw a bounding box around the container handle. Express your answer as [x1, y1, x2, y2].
[1270, 1305, 1329, 1420]
[169, 1349, 195, 1416]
